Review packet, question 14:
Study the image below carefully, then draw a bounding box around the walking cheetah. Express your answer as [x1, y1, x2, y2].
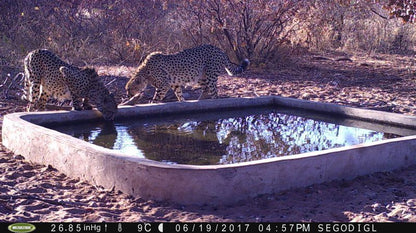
[23, 49, 117, 120]
[125, 44, 249, 102]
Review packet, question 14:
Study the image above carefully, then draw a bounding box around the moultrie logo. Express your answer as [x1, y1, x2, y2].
[7, 223, 36, 233]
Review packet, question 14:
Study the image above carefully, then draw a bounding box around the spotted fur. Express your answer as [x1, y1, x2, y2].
[125, 44, 249, 102]
[23, 49, 117, 120]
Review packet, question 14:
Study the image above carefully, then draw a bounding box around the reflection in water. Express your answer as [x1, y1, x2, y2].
[215, 114, 386, 164]
[58, 121, 144, 157]
[51, 109, 399, 165]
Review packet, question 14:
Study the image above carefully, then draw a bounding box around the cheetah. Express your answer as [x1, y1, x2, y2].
[125, 44, 249, 102]
[23, 49, 118, 120]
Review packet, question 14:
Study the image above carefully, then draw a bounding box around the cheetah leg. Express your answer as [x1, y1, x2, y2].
[24, 61, 37, 104]
[28, 82, 46, 111]
[152, 87, 169, 103]
[172, 85, 185, 102]
[33, 91, 49, 111]
[26, 103, 34, 112]
[209, 86, 218, 99]
[197, 79, 210, 100]
[82, 98, 93, 110]
[26, 82, 36, 111]
[26, 82, 38, 111]
[23, 71, 30, 102]
[205, 72, 218, 99]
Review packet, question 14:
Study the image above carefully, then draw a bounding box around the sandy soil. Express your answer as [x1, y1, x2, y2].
[1, 51, 416, 222]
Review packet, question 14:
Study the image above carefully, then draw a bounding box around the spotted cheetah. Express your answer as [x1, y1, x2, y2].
[23, 49, 118, 120]
[125, 44, 249, 102]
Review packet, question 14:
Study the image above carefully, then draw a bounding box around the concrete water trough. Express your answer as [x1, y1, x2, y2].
[2, 96, 416, 205]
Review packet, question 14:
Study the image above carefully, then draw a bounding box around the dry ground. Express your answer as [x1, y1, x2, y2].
[1, 51, 416, 222]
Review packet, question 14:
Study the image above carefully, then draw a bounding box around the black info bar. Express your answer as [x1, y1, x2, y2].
[2, 222, 415, 233]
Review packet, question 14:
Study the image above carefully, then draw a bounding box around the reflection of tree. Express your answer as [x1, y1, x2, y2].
[215, 113, 387, 164]
[91, 122, 117, 149]
[127, 122, 226, 165]
[59, 122, 118, 149]
[125, 112, 389, 165]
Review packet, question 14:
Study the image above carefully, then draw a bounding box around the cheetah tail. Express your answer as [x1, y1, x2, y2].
[225, 58, 250, 76]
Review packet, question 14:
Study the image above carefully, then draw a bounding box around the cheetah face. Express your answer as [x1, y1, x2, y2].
[125, 71, 148, 99]
[98, 92, 118, 121]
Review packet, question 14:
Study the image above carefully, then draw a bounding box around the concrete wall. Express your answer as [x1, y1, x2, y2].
[2, 96, 416, 205]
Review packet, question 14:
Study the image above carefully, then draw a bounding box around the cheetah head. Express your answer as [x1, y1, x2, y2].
[98, 90, 118, 121]
[60, 66, 118, 121]
[125, 69, 149, 99]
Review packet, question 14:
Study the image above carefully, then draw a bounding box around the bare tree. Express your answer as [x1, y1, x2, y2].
[176, 0, 304, 64]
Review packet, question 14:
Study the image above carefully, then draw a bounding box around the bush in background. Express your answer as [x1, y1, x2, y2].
[0, 0, 182, 66]
[1, 0, 416, 68]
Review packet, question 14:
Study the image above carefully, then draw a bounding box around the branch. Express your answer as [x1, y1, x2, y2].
[208, 0, 236, 53]
[370, 7, 389, 20]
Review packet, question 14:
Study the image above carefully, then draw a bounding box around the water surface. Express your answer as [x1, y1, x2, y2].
[50, 107, 403, 165]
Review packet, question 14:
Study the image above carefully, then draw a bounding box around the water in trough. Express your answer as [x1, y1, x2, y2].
[49, 107, 403, 165]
